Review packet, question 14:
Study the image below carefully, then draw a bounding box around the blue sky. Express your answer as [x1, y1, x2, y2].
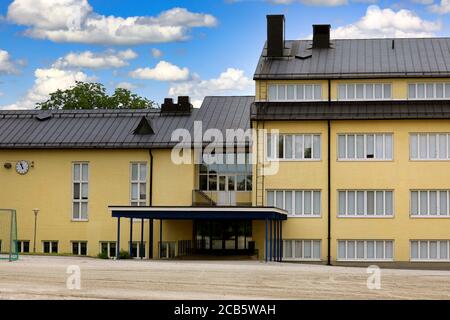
[0, 0, 449, 109]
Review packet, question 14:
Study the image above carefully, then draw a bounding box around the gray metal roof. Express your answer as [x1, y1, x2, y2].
[251, 100, 450, 120]
[254, 38, 450, 80]
[0, 96, 254, 149]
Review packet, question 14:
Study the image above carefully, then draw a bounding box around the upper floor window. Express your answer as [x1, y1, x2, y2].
[410, 133, 450, 160]
[267, 190, 321, 217]
[73, 162, 88, 221]
[408, 83, 450, 100]
[268, 84, 322, 101]
[338, 133, 393, 160]
[411, 190, 450, 217]
[131, 163, 147, 206]
[338, 190, 393, 217]
[266, 134, 321, 160]
[337, 83, 391, 101]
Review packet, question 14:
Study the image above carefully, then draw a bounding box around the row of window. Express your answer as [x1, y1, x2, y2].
[267, 82, 450, 101]
[266, 133, 450, 161]
[268, 189, 450, 217]
[71, 162, 147, 221]
[282, 239, 450, 262]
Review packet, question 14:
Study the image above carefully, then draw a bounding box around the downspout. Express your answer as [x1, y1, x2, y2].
[148, 149, 154, 259]
[327, 79, 332, 266]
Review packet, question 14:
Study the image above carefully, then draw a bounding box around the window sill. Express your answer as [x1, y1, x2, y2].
[266, 159, 322, 162]
[410, 215, 450, 219]
[410, 159, 450, 162]
[287, 215, 322, 218]
[337, 159, 394, 162]
[71, 219, 89, 222]
[336, 259, 394, 262]
[283, 258, 322, 262]
[337, 215, 395, 219]
[410, 259, 450, 263]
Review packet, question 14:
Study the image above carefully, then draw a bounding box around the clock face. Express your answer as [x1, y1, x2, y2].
[16, 160, 29, 175]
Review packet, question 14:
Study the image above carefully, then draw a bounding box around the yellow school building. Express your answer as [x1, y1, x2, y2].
[2, 15, 450, 266]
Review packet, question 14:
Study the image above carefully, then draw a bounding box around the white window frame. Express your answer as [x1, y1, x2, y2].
[72, 162, 89, 221]
[282, 239, 322, 261]
[410, 240, 450, 262]
[267, 190, 321, 217]
[267, 84, 323, 102]
[71, 241, 88, 256]
[337, 240, 394, 261]
[410, 133, 450, 160]
[100, 241, 117, 258]
[337, 133, 393, 161]
[337, 83, 392, 101]
[266, 134, 321, 161]
[338, 190, 394, 217]
[410, 190, 450, 217]
[408, 83, 450, 100]
[130, 162, 148, 207]
[129, 241, 146, 258]
[17, 240, 30, 253]
[42, 241, 58, 254]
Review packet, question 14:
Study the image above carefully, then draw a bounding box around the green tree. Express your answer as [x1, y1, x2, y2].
[37, 82, 156, 110]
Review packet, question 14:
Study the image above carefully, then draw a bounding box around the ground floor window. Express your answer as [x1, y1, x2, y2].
[411, 240, 450, 261]
[17, 240, 30, 253]
[72, 241, 87, 256]
[159, 241, 176, 259]
[129, 241, 146, 258]
[337, 240, 393, 261]
[283, 240, 321, 261]
[100, 242, 116, 258]
[43, 241, 58, 254]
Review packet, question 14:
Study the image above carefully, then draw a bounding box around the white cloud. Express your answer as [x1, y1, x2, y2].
[0, 49, 19, 74]
[53, 49, 137, 69]
[2, 68, 92, 110]
[7, 1, 217, 45]
[331, 5, 441, 38]
[116, 82, 136, 90]
[130, 61, 190, 81]
[168, 68, 254, 108]
[268, 0, 348, 6]
[151, 48, 163, 59]
[430, 0, 450, 14]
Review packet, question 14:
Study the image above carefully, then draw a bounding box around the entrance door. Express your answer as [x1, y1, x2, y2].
[217, 175, 236, 206]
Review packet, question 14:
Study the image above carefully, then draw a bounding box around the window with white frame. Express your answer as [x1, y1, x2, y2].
[267, 190, 321, 216]
[337, 83, 392, 100]
[410, 133, 450, 160]
[283, 240, 321, 261]
[72, 241, 87, 256]
[338, 240, 394, 261]
[43, 241, 58, 254]
[338, 190, 393, 217]
[131, 163, 147, 206]
[410, 190, 450, 217]
[268, 84, 322, 101]
[16, 240, 30, 253]
[266, 134, 321, 160]
[408, 83, 450, 100]
[100, 241, 116, 258]
[72, 163, 88, 220]
[338, 133, 393, 160]
[129, 241, 146, 258]
[411, 240, 450, 261]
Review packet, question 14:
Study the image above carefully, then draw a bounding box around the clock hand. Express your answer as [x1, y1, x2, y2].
[20, 163, 24, 170]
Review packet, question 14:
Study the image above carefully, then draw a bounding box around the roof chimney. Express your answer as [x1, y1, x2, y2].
[161, 96, 192, 115]
[312, 24, 331, 49]
[266, 15, 285, 57]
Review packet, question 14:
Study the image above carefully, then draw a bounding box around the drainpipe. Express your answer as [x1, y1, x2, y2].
[327, 79, 332, 266]
[148, 149, 154, 259]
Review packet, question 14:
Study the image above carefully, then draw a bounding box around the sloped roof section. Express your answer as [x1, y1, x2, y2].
[254, 38, 450, 80]
[0, 96, 254, 149]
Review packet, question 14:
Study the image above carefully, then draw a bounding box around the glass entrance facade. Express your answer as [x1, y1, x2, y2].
[194, 220, 254, 254]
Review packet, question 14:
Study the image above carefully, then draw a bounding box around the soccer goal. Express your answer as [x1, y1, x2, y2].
[0, 209, 18, 261]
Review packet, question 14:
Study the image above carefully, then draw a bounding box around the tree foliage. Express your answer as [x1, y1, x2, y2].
[37, 82, 156, 110]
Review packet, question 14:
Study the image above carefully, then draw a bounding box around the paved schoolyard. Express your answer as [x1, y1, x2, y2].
[0, 256, 449, 299]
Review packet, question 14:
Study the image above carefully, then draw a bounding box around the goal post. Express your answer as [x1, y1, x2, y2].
[0, 209, 18, 261]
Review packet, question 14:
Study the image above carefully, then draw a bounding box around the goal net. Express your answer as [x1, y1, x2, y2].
[0, 209, 18, 261]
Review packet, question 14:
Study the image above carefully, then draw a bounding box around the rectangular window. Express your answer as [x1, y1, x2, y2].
[129, 241, 146, 258]
[283, 240, 321, 261]
[72, 241, 87, 256]
[408, 83, 450, 100]
[410, 190, 450, 217]
[16, 240, 30, 253]
[267, 84, 322, 101]
[410, 133, 450, 160]
[338, 134, 393, 160]
[267, 190, 321, 217]
[410, 240, 450, 261]
[337, 240, 394, 261]
[266, 134, 321, 160]
[131, 162, 147, 206]
[42, 241, 58, 254]
[100, 242, 117, 258]
[338, 190, 393, 217]
[72, 162, 88, 221]
[337, 83, 392, 100]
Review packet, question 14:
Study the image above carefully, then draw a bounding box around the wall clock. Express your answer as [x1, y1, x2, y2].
[15, 160, 29, 175]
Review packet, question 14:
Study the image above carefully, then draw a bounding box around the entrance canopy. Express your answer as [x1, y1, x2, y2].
[109, 206, 288, 220]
